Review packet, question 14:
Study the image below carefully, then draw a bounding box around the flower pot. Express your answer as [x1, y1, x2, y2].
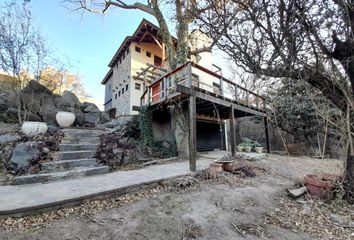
[56, 111, 75, 127]
[255, 147, 263, 153]
[244, 146, 252, 152]
[236, 146, 244, 152]
[209, 163, 223, 172]
[223, 162, 235, 172]
[304, 173, 341, 199]
[21, 121, 48, 136]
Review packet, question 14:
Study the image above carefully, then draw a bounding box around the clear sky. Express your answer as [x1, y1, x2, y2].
[28, 0, 157, 108]
[26, 0, 229, 109]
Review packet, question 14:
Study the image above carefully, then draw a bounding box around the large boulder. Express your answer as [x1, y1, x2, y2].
[62, 91, 81, 109]
[84, 112, 100, 125]
[53, 96, 71, 111]
[38, 97, 59, 126]
[100, 112, 110, 123]
[22, 80, 53, 95]
[82, 102, 100, 113]
[6, 108, 41, 122]
[7, 142, 41, 172]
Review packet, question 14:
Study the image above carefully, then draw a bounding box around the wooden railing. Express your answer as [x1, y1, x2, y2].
[140, 61, 266, 111]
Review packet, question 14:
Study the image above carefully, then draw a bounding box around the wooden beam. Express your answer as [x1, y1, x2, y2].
[148, 32, 162, 49]
[264, 116, 270, 153]
[196, 114, 224, 123]
[229, 105, 236, 156]
[189, 92, 197, 171]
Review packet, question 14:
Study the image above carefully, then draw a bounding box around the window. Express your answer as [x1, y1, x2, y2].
[135, 46, 141, 53]
[146, 51, 151, 57]
[115, 93, 117, 99]
[126, 84, 129, 91]
[118, 91, 121, 97]
[135, 83, 141, 90]
[122, 88, 125, 94]
[154, 55, 162, 66]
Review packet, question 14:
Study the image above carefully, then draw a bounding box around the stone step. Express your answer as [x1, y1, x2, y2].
[61, 137, 100, 144]
[53, 150, 96, 160]
[41, 159, 98, 172]
[61, 129, 106, 138]
[10, 166, 110, 185]
[59, 144, 98, 152]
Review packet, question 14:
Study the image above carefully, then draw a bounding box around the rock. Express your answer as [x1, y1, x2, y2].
[21, 80, 53, 95]
[112, 149, 124, 161]
[0, 98, 7, 112]
[53, 96, 71, 110]
[47, 125, 59, 135]
[83, 103, 100, 113]
[5, 108, 41, 122]
[42, 147, 50, 154]
[74, 111, 84, 126]
[100, 112, 110, 123]
[162, 141, 171, 149]
[84, 112, 100, 125]
[7, 142, 41, 172]
[287, 186, 307, 198]
[0, 134, 17, 144]
[62, 91, 81, 109]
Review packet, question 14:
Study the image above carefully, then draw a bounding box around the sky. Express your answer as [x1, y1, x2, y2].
[26, 0, 229, 109]
[28, 0, 157, 109]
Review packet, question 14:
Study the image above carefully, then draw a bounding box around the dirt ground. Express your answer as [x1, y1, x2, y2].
[0, 153, 353, 240]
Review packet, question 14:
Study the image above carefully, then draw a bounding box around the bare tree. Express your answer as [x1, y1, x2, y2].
[64, 0, 220, 69]
[198, 0, 354, 198]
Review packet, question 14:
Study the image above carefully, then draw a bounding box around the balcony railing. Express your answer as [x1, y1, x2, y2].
[140, 61, 266, 111]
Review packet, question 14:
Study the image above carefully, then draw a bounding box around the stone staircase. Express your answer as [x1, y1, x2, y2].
[11, 128, 110, 185]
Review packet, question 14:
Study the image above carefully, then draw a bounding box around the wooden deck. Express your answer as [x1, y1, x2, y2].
[140, 61, 270, 171]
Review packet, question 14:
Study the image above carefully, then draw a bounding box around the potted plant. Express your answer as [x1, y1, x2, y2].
[56, 111, 75, 127]
[303, 173, 342, 199]
[253, 142, 263, 153]
[236, 144, 244, 152]
[22, 121, 48, 136]
[239, 138, 253, 152]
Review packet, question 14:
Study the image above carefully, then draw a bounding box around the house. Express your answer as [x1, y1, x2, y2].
[101, 19, 216, 116]
[102, 19, 270, 171]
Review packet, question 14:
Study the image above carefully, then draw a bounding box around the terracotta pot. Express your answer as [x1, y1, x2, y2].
[223, 162, 234, 172]
[244, 146, 252, 152]
[21, 121, 48, 136]
[255, 147, 263, 153]
[56, 111, 75, 127]
[304, 173, 341, 199]
[236, 146, 244, 152]
[209, 163, 223, 172]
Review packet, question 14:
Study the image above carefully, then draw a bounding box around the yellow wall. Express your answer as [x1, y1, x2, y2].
[130, 42, 164, 114]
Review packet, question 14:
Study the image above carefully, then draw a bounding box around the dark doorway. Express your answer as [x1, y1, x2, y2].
[196, 121, 225, 151]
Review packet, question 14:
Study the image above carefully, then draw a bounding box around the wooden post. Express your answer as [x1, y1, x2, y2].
[187, 61, 193, 88]
[148, 87, 151, 105]
[189, 92, 197, 171]
[264, 116, 270, 153]
[229, 105, 236, 156]
[234, 84, 238, 102]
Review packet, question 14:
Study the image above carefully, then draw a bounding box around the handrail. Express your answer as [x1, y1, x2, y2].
[140, 61, 266, 110]
[191, 62, 265, 101]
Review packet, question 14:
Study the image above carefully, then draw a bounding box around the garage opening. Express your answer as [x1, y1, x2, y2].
[196, 120, 225, 151]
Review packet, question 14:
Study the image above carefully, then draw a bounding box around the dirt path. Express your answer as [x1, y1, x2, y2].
[0, 154, 349, 240]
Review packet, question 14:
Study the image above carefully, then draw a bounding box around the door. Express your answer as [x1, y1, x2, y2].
[196, 121, 225, 151]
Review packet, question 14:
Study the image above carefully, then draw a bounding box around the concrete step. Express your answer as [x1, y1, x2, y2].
[61, 129, 106, 138]
[53, 150, 96, 160]
[10, 166, 110, 185]
[61, 137, 100, 144]
[41, 159, 98, 172]
[59, 144, 98, 152]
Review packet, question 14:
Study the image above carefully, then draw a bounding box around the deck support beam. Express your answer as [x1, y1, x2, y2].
[229, 105, 236, 156]
[189, 92, 197, 171]
[264, 116, 270, 153]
